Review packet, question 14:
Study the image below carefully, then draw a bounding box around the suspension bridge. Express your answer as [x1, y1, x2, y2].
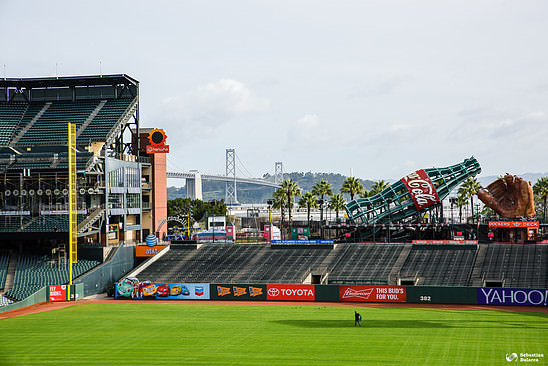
[167, 149, 284, 204]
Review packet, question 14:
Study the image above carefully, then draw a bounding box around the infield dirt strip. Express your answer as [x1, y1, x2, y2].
[1, 295, 547, 319]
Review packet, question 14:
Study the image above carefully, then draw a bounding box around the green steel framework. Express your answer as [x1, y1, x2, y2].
[345, 157, 481, 228]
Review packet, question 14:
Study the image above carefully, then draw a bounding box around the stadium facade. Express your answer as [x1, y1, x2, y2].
[0, 74, 165, 249]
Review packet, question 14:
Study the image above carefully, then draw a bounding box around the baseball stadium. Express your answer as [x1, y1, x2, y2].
[0, 74, 546, 365]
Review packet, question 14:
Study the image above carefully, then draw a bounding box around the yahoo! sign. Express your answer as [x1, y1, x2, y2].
[477, 288, 548, 306]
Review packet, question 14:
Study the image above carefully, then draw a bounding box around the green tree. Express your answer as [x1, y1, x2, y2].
[371, 179, 389, 195]
[329, 193, 346, 220]
[458, 177, 481, 222]
[455, 193, 468, 223]
[299, 191, 318, 232]
[341, 176, 364, 201]
[359, 189, 373, 199]
[279, 178, 301, 234]
[533, 176, 548, 222]
[166, 198, 227, 231]
[272, 188, 287, 225]
[312, 179, 333, 225]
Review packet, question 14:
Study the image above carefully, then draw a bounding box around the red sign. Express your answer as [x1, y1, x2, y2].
[136, 245, 166, 257]
[412, 240, 478, 244]
[146, 145, 169, 154]
[266, 284, 315, 301]
[339, 286, 406, 302]
[49, 285, 67, 302]
[400, 169, 440, 211]
[488, 221, 539, 228]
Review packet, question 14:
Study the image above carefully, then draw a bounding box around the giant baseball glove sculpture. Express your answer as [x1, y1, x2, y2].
[477, 174, 535, 218]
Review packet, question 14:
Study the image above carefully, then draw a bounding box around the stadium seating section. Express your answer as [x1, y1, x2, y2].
[0, 215, 85, 233]
[137, 243, 548, 289]
[0, 97, 135, 147]
[3, 255, 100, 301]
[0, 252, 9, 290]
[399, 244, 478, 286]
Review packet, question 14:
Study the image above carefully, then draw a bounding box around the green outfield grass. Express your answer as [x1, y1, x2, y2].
[0, 303, 547, 365]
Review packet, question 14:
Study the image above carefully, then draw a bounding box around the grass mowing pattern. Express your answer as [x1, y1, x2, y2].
[0, 304, 547, 365]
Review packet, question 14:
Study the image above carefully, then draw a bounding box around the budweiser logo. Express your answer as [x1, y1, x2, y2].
[342, 287, 374, 300]
[401, 170, 439, 210]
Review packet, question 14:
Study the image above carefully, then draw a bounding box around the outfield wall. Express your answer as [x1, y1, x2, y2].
[114, 281, 548, 307]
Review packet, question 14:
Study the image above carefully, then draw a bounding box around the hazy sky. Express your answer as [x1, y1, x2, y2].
[2, 1, 547, 182]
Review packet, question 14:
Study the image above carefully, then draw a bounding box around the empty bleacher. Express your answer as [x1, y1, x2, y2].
[0, 252, 9, 290]
[16, 100, 100, 145]
[138, 244, 267, 283]
[4, 254, 100, 301]
[1, 97, 136, 147]
[0, 102, 28, 145]
[78, 98, 135, 142]
[0, 216, 31, 232]
[479, 244, 548, 288]
[137, 244, 334, 284]
[399, 244, 478, 286]
[244, 246, 332, 283]
[132, 242, 548, 289]
[20, 215, 85, 233]
[327, 244, 404, 285]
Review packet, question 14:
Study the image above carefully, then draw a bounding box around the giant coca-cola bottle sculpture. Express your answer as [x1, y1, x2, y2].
[345, 157, 481, 227]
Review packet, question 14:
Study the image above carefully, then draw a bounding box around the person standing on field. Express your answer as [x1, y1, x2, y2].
[354, 311, 362, 327]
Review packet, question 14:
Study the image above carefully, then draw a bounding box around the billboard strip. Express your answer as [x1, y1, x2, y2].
[339, 286, 406, 302]
[210, 284, 267, 300]
[115, 279, 209, 300]
[266, 284, 315, 301]
[477, 288, 548, 306]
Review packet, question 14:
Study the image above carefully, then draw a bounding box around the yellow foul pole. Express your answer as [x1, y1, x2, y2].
[68, 123, 77, 300]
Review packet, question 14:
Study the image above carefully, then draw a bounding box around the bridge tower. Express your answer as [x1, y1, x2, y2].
[225, 148, 238, 204]
[274, 162, 284, 185]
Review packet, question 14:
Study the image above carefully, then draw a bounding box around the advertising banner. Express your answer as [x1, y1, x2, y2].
[339, 286, 406, 302]
[271, 240, 334, 244]
[146, 145, 169, 154]
[477, 288, 548, 307]
[115, 279, 209, 300]
[210, 284, 267, 300]
[488, 221, 539, 228]
[400, 169, 440, 211]
[49, 285, 67, 302]
[135, 245, 166, 257]
[412, 240, 478, 244]
[266, 284, 315, 301]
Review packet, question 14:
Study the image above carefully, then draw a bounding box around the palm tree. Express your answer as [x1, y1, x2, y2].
[299, 191, 318, 233]
[272, 188, 286, 225]
[312, 179, 333, 226]
[456, 193, 468, 223]
[329, 193, 346, 220]
[458, 177, 481, 222]
[341, 176, 364, 201]
[533, 176, 548, 222]
[279, 178, 301, 235]
[371, 179, 389, 195]
[359, 189, 373, 199]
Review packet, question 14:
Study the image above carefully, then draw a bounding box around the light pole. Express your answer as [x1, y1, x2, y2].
[319, 199, 324, 240]
[267, 199, 273, 242]
[386, 198, 392, 243]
